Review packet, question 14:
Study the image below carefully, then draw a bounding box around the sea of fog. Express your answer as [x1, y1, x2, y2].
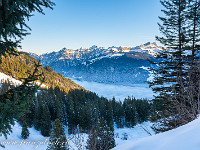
[71, 79, 154, 101]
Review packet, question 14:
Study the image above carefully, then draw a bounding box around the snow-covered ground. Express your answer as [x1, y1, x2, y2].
[113, 117, 200, 150]
[0, 72, 22, 86]
[0, 72, 47, 88]
[114, 122, 154, 147]
[2, 117, 200, 150]
[72, 79, 154, 101]
[0, 122, 88, 150]
[0, 121, 153, 150]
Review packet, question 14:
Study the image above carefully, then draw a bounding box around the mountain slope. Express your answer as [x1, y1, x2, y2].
[113, 117, 200, 150]
[0, 52, 83, 92]
[31, 42, 162, 85]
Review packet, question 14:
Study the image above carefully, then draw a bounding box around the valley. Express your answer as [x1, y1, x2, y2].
[71, 79, 154, 101]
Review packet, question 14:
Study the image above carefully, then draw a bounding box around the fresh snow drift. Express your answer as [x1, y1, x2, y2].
[113, 117, 200, 150]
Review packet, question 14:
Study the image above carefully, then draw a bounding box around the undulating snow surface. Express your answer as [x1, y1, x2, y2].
[72, 79, 154, 101]
[113, 117, 200, 150]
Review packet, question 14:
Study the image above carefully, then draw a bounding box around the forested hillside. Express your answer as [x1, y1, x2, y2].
[0, 52, 83, 92]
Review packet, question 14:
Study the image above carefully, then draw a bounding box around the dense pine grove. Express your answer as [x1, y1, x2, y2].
[1, 81, 152, 135]
[0, 80, 152, 149]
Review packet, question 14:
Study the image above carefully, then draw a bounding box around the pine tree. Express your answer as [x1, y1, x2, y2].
[185, 0, 200, 116]
[21, 123, 30, 139]
[148, 0, 192, 132]
[86, 117, 115, 150]
[86, 128, 98, 150]
[40, 103, 52, 137]
[0, 0, 55, 55]
[151, 0, 188, 95]
[0, 0, 54, 138]
[187, 0, 200, 58]
[34, 96, 43, 131]
[149, 0, 200, 132]
[0, 62, 41, 138]
[123, 98, 137, 127]
[96, 117, 115, 150]
[47, 118, 68, 150]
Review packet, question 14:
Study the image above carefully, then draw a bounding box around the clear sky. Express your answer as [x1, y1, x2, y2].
[21, 0, 162, 54]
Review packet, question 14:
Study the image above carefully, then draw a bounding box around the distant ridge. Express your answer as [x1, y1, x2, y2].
[30, 42, 162, 85]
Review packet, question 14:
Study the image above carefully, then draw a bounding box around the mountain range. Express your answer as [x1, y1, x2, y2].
[31, 42, 163, 85]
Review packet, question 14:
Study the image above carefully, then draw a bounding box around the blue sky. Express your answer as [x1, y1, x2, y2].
[21, 0, 162, 54]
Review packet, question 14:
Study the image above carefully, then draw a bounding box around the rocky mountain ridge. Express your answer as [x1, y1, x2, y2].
[31, 42, 162, 85]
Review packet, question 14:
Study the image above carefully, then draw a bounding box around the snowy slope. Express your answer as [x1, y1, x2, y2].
[0, 72, 47, 88]
[0, 122, 88, 150]
[0, 72, 22, 86]
[113, 117, 200, 150]
[0, 121, 154, 150]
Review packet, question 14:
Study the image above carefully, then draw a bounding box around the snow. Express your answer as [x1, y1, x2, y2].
[139, 66, 154, 82]
[113, 117, 200, 150]
[0, 72, 22, 86]
[0, 122, 88, 150]
[71, 79, 154, 101]
[0, 121, 154, 150]
[0, 122, 48, 150]
[88, 53, 123, 65]
[114, 122, 154, 147]
[0, 72, 47, 88]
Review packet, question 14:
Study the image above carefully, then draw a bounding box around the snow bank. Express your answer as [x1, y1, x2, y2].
[113, 117, 200, 150]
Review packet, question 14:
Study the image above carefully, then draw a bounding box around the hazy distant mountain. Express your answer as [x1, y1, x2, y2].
[31, 42, 163, 85]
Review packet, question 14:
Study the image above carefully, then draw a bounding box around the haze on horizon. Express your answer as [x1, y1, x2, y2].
[21, 0, 162, 55]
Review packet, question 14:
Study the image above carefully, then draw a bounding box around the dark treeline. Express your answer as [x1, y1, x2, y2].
[0, 81, 152, 138]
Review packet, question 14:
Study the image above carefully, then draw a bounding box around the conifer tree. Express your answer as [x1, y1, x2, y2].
[86, 128, 98, 150]
[21, 123, 30, 139]
[187, 0, 200, 59]
[0, 0, 54, 138]
[150, 0, 200, 132]
[0, 62, 41, 138]
[40, 103, 51, 137]
[86, 117, 115, 150]
[0, 0, 55, 55]
[34, 96, 43, 131]
[151, 0, 188, 95]
[47, 118, 69, 150]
